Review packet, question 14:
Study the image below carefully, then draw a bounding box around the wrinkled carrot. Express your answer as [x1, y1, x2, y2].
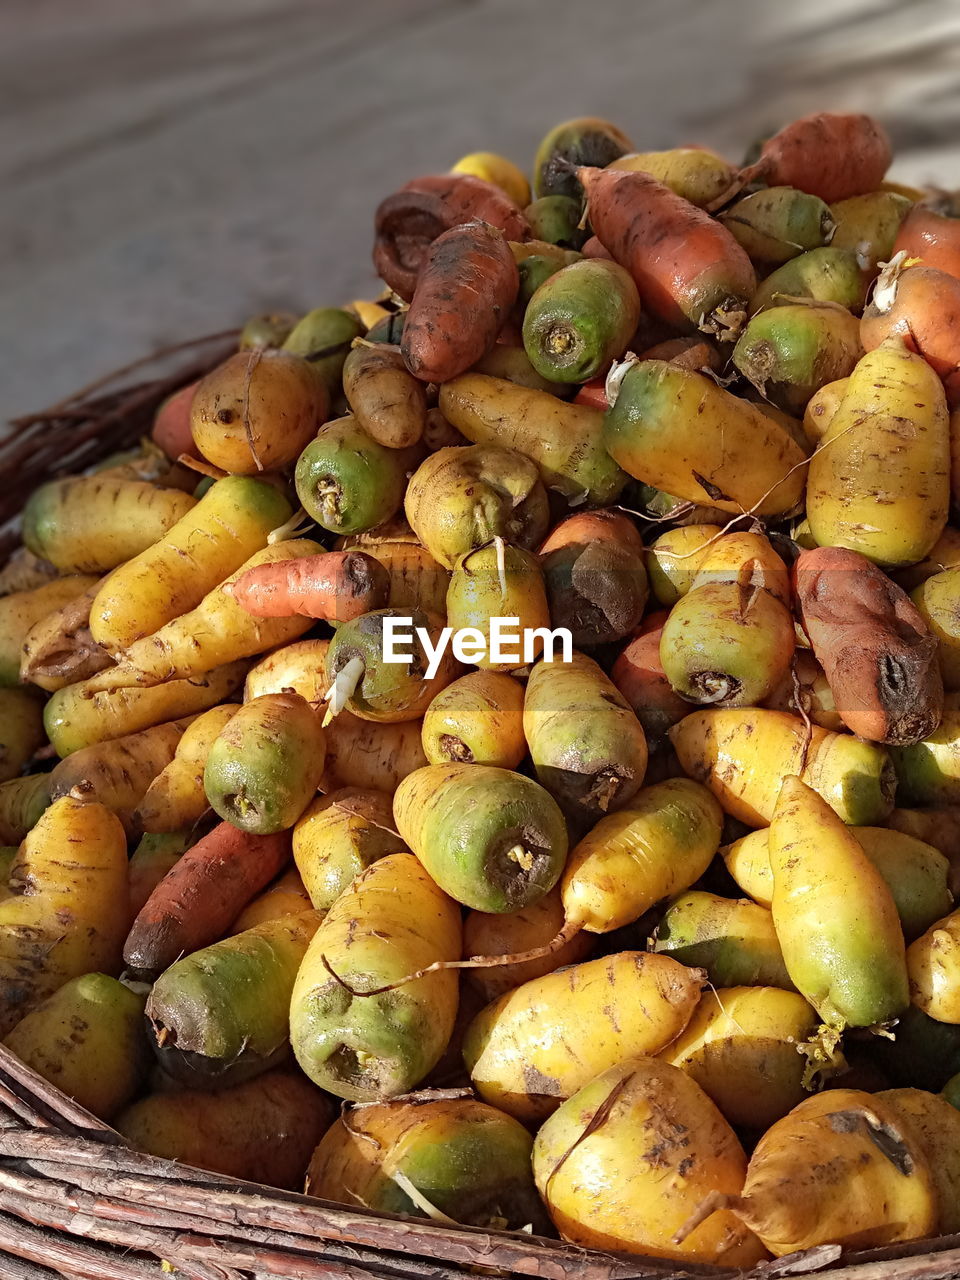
[861, 258, 960, 380]
[401, 222, 519, 383]
[739, 112, 892, 203]
[578, 166, 756, 338]
[123, 822, 290, 978]
[373, 175, 530, 299]
[229, 550, 389, 622]
[794, 545, 943, 746]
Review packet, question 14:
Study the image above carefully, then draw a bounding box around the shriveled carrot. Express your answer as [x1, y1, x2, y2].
[794, 546, 942, 746]
[228, 550, 389, 623]
[861, 257, 960, 381]
[401, 222, 519, 383]
[123, 822, 290, 978]
[739, 112, 892, 203]
[373, 174, 529, 299]
[894, 202, 960, 281]
[578, 166, 756, 338]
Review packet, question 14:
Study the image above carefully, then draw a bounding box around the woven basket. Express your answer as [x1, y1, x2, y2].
[4, 342, 960, 1280]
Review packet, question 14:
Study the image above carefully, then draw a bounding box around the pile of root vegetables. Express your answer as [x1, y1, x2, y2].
[7, 109, 960, 1267]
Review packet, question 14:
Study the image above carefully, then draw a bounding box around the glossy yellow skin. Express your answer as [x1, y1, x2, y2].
[654, 891, 795, 991]
[769, 777, 908, 1029]
[451, 151, 531, 206]
[464, 952, 704, 1123]
[907, 907, 960, 1022]
[4, 973, 148, 1121]
[533, 1059, 766, 1266]
[43, 661, 245, 757]
[439, 373, 626, 505]
[0, 797, 128, 1035]
[646, 524, 724, 607]
[422, 670, 526, 767]
[321, 712, 427, 793]
[290, 854, 461, 1101]
[230, 865, 312, 933]
[802, 376, 849, 445]
[135, 704, 239, 833]
[49, 717, 191, 837]
[446, 545, 551, 671]
[892, 700, 960, 805]
[894, 525, 960, 593]
[0, 575, 98, 686]
[89, 476, 291, 652]
[23, 477, 196, 574]
[293, 788, 406, 911]
[604, 363, 807, 518]
[734, 1089, 936, 1255]
[660, 986, 819, 1129]
[880, 1087, 960, 1232]
[462, 886, 594, 1004]
[524, 651, 648, 818]
[725, 824, 950, 941]
[561, 778, 722, 933]
[0, 689, 44, 784]
[807, 338, 950, 566]
[913, 567, 960, 689]
[607, 148, 735, 207]
[670, 708, 895, 826]
[660, 579, 795, 708]
[244, 638, 329, 703]
[108, 538, 321, 685]
[404, 446, 549, 571]
[691, 531, 791, 605]
[829, 190, 912, 270]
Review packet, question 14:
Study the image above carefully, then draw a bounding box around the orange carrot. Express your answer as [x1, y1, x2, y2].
[578, 166, 756, 337]
[401, 222, 519, 383]
[893, 202, 960, 280]
[373, 175, 530, 299]
[861, 259, 960, 380]
[152, 381, 199, 461]
[123, 823, 290, 978]
[229, 550, 389, 622]
[740, 112, 892, 203]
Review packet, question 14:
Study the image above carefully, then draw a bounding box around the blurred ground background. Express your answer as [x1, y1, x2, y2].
[3, 0, 960, 418]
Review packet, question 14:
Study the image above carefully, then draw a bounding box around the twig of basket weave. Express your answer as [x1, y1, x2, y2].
[0, 330, 237, 560]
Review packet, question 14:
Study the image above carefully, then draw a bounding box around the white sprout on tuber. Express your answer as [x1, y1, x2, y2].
[604, 352, 639, 407]
[321, 654, 365, 727]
